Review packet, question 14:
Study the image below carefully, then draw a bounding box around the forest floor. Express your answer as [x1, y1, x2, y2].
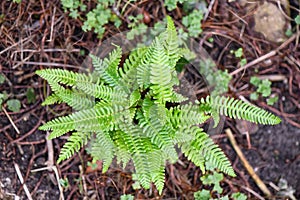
[0, 0, 300, 199]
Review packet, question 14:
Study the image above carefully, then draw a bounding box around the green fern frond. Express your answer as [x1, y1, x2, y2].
[48, 129, 71, 140]
[169, 92, 188, 103]
[39, 103, 114, 132]
[112, 131, 131, 168]
[137, 111, 177, 162]
[163, 16, 181, 68]
[118, 47, 147, 93]
[90, 46, 121, 87]
[180, 126, 235, 176]
[150, 38, 174, 102]
[41, 93, 61, 106]
[173, 129, 195, 144]
[168, 104, 210, 129]
[89, 131, 115, 172]
[147, 148, 165, 194]
[200, 96, 281, 125]
[122, 127, 152, 190]
[36, 69, 93, 86]
[76, 82, 128, 103]
[136, 46, 154, 89]
[57, 131, 92, 163]
[55, 89, 95, 110]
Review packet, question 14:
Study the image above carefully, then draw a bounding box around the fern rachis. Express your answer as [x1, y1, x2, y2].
[36, 16, 281, 194]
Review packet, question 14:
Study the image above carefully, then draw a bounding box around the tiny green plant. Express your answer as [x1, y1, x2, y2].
[60, 0, 87, 19]
[7, 99, 21, 112]
[126, 14, 148, 40]
[200, 170, 224, 194]
[194, 170, 248, 200]
[250, 76, 278, 105]
[230, 48, 247, 66]
[182, 9, 204, 37]
[0, 74, 21, 112]
[295, 15, 300, 25]
[120, 194, 134, 200]
[36, 17, 280, 194]
[164, 0, 189, 11]
[82, 3, 121, 39]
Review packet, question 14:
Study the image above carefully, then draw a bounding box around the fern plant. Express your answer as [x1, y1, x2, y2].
[36, 16, 281, 194]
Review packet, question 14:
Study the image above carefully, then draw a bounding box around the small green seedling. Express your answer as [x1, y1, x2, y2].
[200, 171, 224, 194]
[182, 9, 204, 37]
[7, 99, 21, 112]
[26, 88, 36, 104]
[126, 14, 147, 40]
[120, 194, 134, 200]
[0, 75, 21, 112]
[230, 48, 247, 66]
[194, 171, 248, 200]
[250, 77, 278, 105]
[295, 15, 300, 25]
[59, 177, 69, 188]
[199, 59, 232, 97]
[0, 74, 5, 84]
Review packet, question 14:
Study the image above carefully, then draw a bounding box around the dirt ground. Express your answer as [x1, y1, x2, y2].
[1, 0, 300, 199]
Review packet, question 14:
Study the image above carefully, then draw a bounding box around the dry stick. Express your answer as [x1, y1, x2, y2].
[31, 166, 65, 200]
[203, 0, 216, 21]
[48, 6, 56, 42]
[45, 131, 57, 185]
[2, 106, 24, 154]
[230, 51, 277, 76]
[225, 128, 272, 197]
[230, 34, 297, 76]
[14, 163, 33, 200]
[2, 106, 20, 134]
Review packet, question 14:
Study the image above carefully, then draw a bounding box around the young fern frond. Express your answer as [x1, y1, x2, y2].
[57, 131, 92, 163]
[163, 16, 181, 68]
[150, 38, 174, 102]
[118, 47, 147, 93]
[40, 103, 114, 133]
[41, 93, 61, 106]
[112, 131, 132, 168]
[36, 68, 93, 86]
[37, 16, 280, 195]
[137, 110, 177, 163]
[90, 46, 122, 87]
[89, 131, 115, 172]
[180, 126, 235, 176]
[55, 89, 95, 110]
[200, 96, 281, 125]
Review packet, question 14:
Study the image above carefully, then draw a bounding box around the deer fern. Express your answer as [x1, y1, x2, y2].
[36, 16, 281, 194]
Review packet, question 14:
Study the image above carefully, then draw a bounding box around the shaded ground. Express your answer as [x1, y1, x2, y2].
[1, 0, 300, 199]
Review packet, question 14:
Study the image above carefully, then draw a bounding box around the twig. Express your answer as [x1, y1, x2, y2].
[204, 0, 215, 21]
[79, 165, 88, 198]
[14, 61, 81, 70]
[230, 34, 297, 76]
[48, 6, 56, 42]
[2, 106, 20, 134]
[45, 131, 57, 185]
[230, 50, 276, 76]
[240, 185, 265, 200]
[31, 166, 65, 200]
[2, 106, 24, 154]
[14, 163, 33, 200]
[225, 128, 272, 197]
